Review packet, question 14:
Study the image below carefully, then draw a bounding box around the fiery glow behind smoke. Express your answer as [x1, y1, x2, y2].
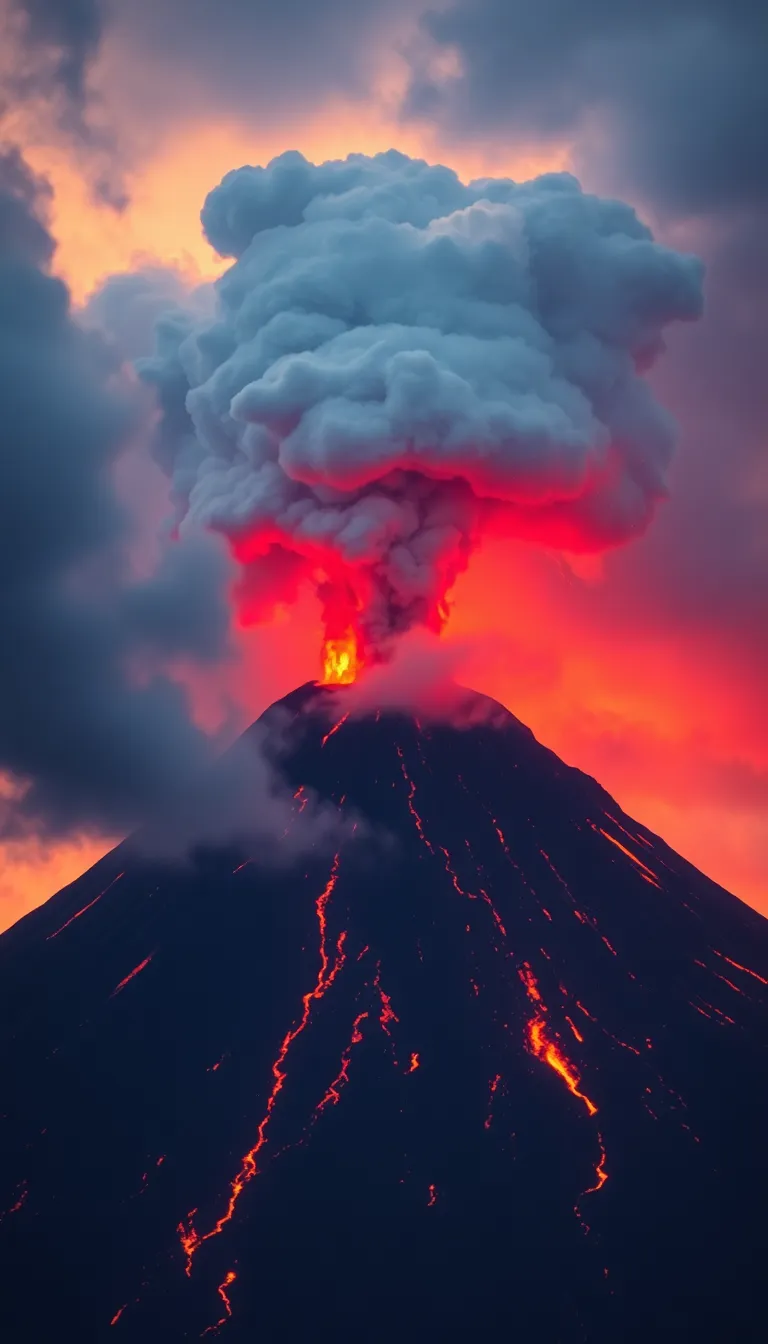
[321, 632, 361, 685]
[140, 149, 702, 671]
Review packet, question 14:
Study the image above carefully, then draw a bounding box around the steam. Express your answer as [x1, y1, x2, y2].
[142, 149, 703, 659]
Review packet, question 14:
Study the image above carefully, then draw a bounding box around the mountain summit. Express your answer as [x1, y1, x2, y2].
[1, 684, 766, 1342]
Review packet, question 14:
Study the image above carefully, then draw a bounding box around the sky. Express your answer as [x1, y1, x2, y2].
[0, 0, 765, 926]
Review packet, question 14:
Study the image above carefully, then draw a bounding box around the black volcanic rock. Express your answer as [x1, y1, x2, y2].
[1, 683, 767, 1343]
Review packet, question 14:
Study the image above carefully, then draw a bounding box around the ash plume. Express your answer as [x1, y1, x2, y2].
[142, 149, 703, 661]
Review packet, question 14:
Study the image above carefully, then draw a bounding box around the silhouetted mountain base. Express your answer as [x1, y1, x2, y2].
[1, 684, 767, 1342]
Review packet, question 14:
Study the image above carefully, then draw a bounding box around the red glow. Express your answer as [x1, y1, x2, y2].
[518, 964, 543, 1003]
[427, 1184, 437, 1207]
[316, 1011, 368, 1112]
[583, 1134, 609, 1196]
[179, 855, 345, 1270]
[47, 871, 125, 940]
[575, 1132, 608, 1234]
[565, 1016, 584, 1043]
[519, 965, 598, 1117]
[526, 1016, 598, 1117]
[201, 1270, 237, 1337]
[397, 746, 435, 853]
[712, 949, 768, 986]
[484, 1073, 502, 1129]
[110, 954, 153, 998]
[593, 825, 662, 888]
[374, 964, 399, 1042]
[321, 634, 360, 686]
[321, 712, 350, 746]
[110, 1305, 127, 1327]
[0, 1179, 28, 1222]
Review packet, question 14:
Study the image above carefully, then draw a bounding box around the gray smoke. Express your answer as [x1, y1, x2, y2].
[141, 149, 703, 655]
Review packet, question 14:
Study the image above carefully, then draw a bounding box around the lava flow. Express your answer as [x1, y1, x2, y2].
[201, 1271, 237, 1338]
[178, 855, 346, 1270]
[518, 964, 598, 1117]
[3, 679, 768, 1343]
[110, 954, 154, 999]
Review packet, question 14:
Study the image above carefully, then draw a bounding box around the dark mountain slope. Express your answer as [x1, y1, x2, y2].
[1, 683, 767, 1343]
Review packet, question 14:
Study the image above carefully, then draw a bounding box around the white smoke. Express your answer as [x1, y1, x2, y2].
[140, 149, 703, 654]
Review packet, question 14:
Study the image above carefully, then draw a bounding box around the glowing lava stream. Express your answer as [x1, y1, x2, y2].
[593, 824, 662, 888]
[518, 964, 598, 1117]
[316, 1012, 368, 1113]
[396, 745, 509, 942]
[47, 871, 125, 940]
[178, 855, 346, 1272]
[201, 1271, 237, 1338]
[110, 954, 154, 998]
[575, 1133, 608, 1234]
[321, 711, 350, 747]
[396, 746, 435, 854]
[712, 949, 768, 987]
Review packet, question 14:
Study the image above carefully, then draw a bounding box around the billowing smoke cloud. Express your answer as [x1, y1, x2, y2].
[142, 149, 702, 660]
[0, 145, 237, 838]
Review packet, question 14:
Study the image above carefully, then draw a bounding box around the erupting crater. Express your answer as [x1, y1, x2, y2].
[0, 682, 766, 1342]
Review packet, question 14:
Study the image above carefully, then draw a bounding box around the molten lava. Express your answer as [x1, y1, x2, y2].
[321, 632, 361, 685]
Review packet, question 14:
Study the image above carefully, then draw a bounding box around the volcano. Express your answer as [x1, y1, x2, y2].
[1, 683, 766, 1343]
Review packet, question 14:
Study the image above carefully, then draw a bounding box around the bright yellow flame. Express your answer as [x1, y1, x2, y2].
[321, 633, 361, 685]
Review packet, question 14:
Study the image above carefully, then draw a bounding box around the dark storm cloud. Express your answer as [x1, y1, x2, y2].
[0, 145, 53, 267]
[8, 0, 407, 175]
[404, 0, 767, 718]
[7, 0, 126, 207]
[0, 147, 236, 838]
[406, 0, 768, 215]
[12, 0, 103, 108]
[117, 0, 402, 114]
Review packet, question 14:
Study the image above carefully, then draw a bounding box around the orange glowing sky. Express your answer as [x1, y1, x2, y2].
[0, 90, 764, 932]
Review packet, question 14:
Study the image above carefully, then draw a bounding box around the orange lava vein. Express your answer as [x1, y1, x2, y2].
[582, 1134, 609, 1195]
[712, 949, 768, 987]
[47, 872, 125, 939]
[321, 712, 349, 747]
[316, 1011, 368, 1112]
[565, 1015, 584, 1043]
[438, 842, 509, 941]
[407, 1052, 420, 1073]
[374, 963, 399, 1041]
[179, 855, 345, 1271]
[485, 1073, 502, 1129]
[396, 747, 434, 853]
[110, 954, 153, 998]
[110, 1305, 127, 1327]
[519, 965, 598, 1116]
[201, 1270, 237, 1337]
[575, 1133, 608, 1233]
[694, 959, 745, 996]
[595, 826, 661, 887]
[0, 1179, 28, 1221]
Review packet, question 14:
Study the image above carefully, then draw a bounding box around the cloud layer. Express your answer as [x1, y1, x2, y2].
[0, 146, 235, 837]
[143, 149, 701, 654]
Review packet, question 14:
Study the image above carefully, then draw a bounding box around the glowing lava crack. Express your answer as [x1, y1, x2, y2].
[2, 681, 767, 1343]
